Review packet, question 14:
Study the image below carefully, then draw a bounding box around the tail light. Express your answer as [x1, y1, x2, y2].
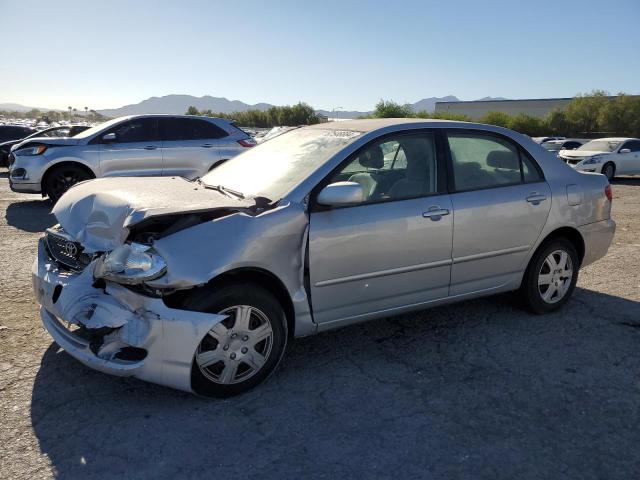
[605, 184, 613, 202]
[238, 139, 256, 148]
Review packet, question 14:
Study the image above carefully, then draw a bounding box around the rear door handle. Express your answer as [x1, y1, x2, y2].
[143, 145, 158, 150]
[526, 193, 547, 205]
[201, 144, 214, 148]
[422, 206, 450, 221]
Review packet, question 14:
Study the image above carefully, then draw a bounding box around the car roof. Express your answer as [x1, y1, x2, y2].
[120, 114, 231, 122]
[586, 137, 636, 142]
[305, 118, 479, 133]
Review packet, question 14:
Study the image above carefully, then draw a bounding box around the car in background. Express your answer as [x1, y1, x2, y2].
[532, 136, 565, 144]
[559, 137, 640, 180]
[541, 139, 585, 156]
[9, 114, 256, 201]
[0, 125, 37, 153]
[1, 125, 90, 167]
[33, 119, 614, 395]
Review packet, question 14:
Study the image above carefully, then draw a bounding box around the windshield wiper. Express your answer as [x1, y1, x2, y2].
[198, 180, 245, 199]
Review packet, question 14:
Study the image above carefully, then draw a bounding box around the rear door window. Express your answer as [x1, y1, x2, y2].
[447, 131, 542, 191]
[162, 118, 227, 141]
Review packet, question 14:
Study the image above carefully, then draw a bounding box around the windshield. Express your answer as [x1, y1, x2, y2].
[201, 128, 362, 200]
[577, 140, 621, 152]
[541, 142, 562, 151]
[72, 117, 123, 139]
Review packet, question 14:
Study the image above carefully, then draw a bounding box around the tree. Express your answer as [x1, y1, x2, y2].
[544, 109, 572, 136]
[564, 90, 609, 134]
[372, 100, 414, 118]
[599, 94, 640, 137]
[508, 113, 544, 136]
[478, 111, 511, 128]
[186, 106, 200, 115]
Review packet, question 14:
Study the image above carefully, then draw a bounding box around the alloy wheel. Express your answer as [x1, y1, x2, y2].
[537, 249, 573, 304]
[195, 305, 274, 385]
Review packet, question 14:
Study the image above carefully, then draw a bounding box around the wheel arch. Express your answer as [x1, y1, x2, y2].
[171, 267, 296, 338]
[41, 160, 97, 192]
[531, 226, 585, 270]
[208, 159, 229, 171]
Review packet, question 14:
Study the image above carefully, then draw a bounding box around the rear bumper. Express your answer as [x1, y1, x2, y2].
[33, 238, 226, 392]
[578, 218, 616, 267]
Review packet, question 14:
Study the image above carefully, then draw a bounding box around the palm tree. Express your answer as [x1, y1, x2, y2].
[68, 106, 72, 121]
[84, 106, 88, 116]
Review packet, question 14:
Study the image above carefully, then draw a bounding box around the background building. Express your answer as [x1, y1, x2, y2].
[435, 97, 573, 119]
[435, 95, 640, 119]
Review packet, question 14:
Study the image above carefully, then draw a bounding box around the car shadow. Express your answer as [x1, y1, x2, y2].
[5, 200, 54, 232]
[612, 177, 640, 186]
[30, 287, 640, 479]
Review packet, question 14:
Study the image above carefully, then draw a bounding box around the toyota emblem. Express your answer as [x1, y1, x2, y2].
[63, 241, 78, 257]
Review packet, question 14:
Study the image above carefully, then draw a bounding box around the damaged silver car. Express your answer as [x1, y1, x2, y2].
[33, 119, 615, 396]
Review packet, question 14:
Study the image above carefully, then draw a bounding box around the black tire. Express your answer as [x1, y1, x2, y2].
[520, 238, 579, 314]
[602, 162, 615, 181]
[187, 282, 288, 397]
[44, 164, 92, 203]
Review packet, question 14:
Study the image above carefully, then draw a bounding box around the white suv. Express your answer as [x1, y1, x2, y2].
[9, 115, 255, 201]
[559, 137, 640, 180]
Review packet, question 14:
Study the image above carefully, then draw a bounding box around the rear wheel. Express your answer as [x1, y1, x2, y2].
[188, 282, 288, 397]
[520, 239, 579, 314]
[44, 165, 92, 203]
[602, 162, 615, 180]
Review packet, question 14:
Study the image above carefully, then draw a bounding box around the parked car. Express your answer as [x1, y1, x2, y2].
[1, 125, 90, 167]
[34, 119, 615, 396]
[559, 137, 640, 179]
[532, 136, 565, 144]
[0, 125, 36, 158]
[9, 114, 255, 201]
[541, 139, 585, 155]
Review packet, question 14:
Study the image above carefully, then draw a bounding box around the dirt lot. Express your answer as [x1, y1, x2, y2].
[0, 170, 639, 479]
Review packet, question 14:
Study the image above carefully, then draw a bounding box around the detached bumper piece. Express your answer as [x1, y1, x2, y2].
[33, 238, 226, 392]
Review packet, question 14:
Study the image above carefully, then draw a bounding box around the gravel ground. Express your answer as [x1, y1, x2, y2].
[1, 170, 639, 479]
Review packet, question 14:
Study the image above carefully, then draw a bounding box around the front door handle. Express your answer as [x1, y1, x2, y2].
[422, 206, 450, 221]
[201, 144, 214, 148]
[143, 145, 158, 150]
[526, 193, 547, 205]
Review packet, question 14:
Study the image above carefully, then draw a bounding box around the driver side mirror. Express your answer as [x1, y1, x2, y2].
[619, 148, 631, 154]
[317, 181, 364, 207]
[102, 132, 116, 143]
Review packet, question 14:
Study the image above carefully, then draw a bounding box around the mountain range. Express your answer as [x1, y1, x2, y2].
[1, 94, 510, 118]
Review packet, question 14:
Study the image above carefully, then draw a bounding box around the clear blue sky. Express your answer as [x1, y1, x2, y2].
[1, 0, 638, 111]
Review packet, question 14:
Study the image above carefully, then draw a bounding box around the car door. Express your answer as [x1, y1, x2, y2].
[446, 130, 551, 296]
[160, 117, 227, 179]
[308, 131, 453, 326]
[97, 117, 163, 177]
[616, 140, 640, 174]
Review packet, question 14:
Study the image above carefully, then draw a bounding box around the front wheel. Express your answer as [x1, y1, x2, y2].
[44, 165, 92, 203]
[187, 282, 288, 397]
[520, 239, 579, 314]
[602, 162, 615, 180]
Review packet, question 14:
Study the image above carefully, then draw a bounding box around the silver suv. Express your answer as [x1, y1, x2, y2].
[9, 114, 255, 201]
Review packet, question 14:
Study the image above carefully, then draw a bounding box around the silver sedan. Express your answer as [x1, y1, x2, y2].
[33, 119, 615, 396]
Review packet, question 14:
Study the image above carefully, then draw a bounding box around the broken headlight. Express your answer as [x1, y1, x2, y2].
[94, 243, 166, 285]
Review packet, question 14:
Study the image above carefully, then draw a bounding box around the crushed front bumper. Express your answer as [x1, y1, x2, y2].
[33, 238, 225, 392]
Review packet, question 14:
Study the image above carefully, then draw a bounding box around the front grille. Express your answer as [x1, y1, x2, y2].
[45, 229, 93, 271]
[561, 157, 582, 165]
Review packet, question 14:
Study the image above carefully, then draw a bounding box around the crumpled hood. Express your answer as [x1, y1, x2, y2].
[53, 176, 254, 252]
